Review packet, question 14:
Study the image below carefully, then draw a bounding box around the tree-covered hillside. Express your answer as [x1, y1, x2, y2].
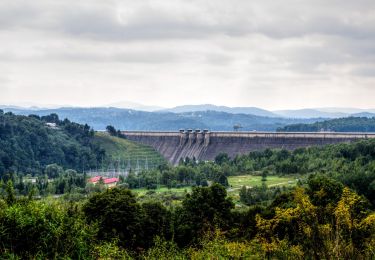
[0, 110, 105, 176]
[277, 116, 375, 132]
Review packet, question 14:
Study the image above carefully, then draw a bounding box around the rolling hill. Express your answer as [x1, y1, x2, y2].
[277, 117, 375, 132]
[160, 104, 279, 117]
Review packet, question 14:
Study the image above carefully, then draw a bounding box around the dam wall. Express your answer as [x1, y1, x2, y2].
[123, 131, 375, 165]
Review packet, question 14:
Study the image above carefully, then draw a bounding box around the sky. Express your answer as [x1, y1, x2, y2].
[0, 0, 375, 110]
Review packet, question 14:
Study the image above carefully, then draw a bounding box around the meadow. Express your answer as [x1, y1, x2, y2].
[131, 174, 297, 202]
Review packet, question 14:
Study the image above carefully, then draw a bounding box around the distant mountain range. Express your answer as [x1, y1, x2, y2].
[159, 104, 279, 117]
[274, 108, 375, 119]
[2, 102, 374, 119]
[1, 107, 321, 131]
[273, 109, 348, 119]
[104, 101, 163, 112]
[160, 104, 375, 119]
[1, 104, 374, 132]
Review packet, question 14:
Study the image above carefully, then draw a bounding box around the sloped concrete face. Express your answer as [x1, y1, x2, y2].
[123, 131, 375, 165]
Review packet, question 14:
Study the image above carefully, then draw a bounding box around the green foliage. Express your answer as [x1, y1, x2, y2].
[188, 231, 259, 259]
[83, 188, 143, 250]
[278, 116, 375, 132]
[215, 153, 230, 165]
[5, 180, 15, 205]
[144, 237, 187, 259]
[240, 185, 291, 206]
[174, 184, 234, 246]
[229, 139, 375, 206]
[0, 112, 104, 176]
[106, 124, 127, 139]
[0, 200, 96, 258]
[3, 113, 375, 258]
[91, 239, 132, 259]
[140, 201, 172, 248]
[0, 181, 374, 259]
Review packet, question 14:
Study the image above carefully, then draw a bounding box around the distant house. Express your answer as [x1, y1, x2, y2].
[88, 176, 102, 184]
[45, 122, 59, 129]
[103, 178, 120, 188]
[88, 176, 119, 188]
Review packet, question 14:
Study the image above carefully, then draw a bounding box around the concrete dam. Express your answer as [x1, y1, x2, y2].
[123, 130, 375, 165]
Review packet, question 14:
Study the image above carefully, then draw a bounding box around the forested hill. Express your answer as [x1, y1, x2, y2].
[0, 110, 105, 176]
[277, 116, 375, 132]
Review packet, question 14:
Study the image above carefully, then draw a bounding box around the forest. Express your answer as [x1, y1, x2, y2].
[1, 112, 375, 258]
[277, 116, 375, 132]
[0, 110, 105, 176]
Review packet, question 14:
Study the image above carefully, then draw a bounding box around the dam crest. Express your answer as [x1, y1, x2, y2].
[123, 130, 375, 165]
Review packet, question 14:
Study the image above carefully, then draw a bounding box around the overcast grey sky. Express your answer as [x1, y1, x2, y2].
[0, 0, 374, 109]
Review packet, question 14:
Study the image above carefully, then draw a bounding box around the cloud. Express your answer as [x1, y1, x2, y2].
[2, 0, 375, 40]
[0, 0, 374, 109]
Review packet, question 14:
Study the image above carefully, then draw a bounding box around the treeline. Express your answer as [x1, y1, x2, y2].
[1, 166, 88, 198]
[227, 140, 375, 206]
[126, 139, 375, 207]
[277, 116, 375, 132]
[124, 159, 228, 190]
[0, 110, 105, 177]
[1, 177, 374, 258]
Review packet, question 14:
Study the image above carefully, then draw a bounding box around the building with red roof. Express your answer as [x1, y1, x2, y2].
[88, 176, 119, 188]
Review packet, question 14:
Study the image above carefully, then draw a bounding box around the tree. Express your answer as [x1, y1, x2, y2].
[140, 202, 171, 248]
[5, 180, 15, 204]
[174, 184, 234, 246]
[41, 113, 59, 123]
[83, 188, 143, 249]
[106, 125, 117, 136]
[45, 164, 63, 178]
[215, 153, 230, 165]
[261, 170, 268, 182]
[215, 173, 229, 187]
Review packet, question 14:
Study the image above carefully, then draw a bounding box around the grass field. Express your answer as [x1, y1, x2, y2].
[131, 175, 297, 199]
[133, 186, 192, 196]
[93, 132, 166, 170]
[227, 175, 298, 203]
[228, 175, 297, 190]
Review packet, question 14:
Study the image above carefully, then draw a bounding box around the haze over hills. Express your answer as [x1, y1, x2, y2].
[274, 108, 375, 119]
[1, 107, 321, 131]
[159, 104, 279, 117]
[273, 109, 349, 119]
[104, 101, 164, 112]
[1, 104, 375, 132]
[2, 102, 375, 119]
[157, 104, 375, 119]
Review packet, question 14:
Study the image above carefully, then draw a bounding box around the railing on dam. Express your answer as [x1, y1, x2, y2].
[123, 131, 181, 137]
[122, 131, 375, 139]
